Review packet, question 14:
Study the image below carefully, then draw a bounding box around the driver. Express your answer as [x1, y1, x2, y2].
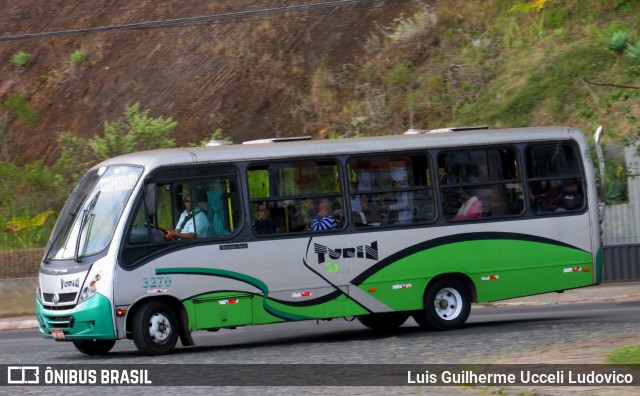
[164, 193, 210, 239]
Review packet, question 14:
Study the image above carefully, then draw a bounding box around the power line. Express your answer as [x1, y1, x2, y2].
[0, 0, 226, 24]
[0, 0, 417, 42]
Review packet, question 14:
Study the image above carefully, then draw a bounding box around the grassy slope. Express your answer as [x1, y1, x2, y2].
[2, 0, 640, 256]
[307, 0, 640, 142]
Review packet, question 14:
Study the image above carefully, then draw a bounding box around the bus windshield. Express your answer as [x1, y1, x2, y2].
[45, 165, 142, 262]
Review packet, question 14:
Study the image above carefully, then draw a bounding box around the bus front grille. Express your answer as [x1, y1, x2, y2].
[43, 292, 77, 304]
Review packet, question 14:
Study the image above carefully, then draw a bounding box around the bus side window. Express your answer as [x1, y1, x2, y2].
[153, 184, 172, 235]
[206, 178, 240, 237]
[247, 160, 344, 235]
[155, 178, 241, 241]
[526, 143, 585, 215]
[348, 154, 434, 228]
[127, 199, 152, 244]
[439, 147, 523, 221]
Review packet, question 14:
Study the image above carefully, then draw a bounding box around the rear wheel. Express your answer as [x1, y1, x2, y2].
[414, 278, 471, 330]
[132, 300, 179, 355]
[73, 339, 116, 355]
[357, 312, 409, 330]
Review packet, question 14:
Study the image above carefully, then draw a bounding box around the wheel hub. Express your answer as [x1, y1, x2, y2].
[148, 313, 171, 344]
[438, 299, 450, 310]
[434, 287, 463, 320]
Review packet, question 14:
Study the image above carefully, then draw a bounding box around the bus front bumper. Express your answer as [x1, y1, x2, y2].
[35, 293, 116, 341]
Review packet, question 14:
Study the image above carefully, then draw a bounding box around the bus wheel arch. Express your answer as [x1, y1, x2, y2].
[127, 296, 192, 355]
[413, 274, 475, 331]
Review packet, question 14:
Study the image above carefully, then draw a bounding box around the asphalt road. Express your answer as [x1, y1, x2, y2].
[0, 301, 638, 362]
[1, 301, 639, 395]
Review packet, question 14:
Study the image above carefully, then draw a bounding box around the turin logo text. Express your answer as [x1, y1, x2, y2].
[314, 241, 378, 264]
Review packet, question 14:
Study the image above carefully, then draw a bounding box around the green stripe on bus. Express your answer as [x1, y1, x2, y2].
[357, 239, 594, 309]
[157, 267, 320, 321]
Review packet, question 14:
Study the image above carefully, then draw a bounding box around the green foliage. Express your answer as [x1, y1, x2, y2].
[289, 0, 640, 141]
[613, 0, 633, 11]
[0, 161, 62, 249]
[69, 50, 86, 65]
[461, 45, 616, 127]
[607, 344, 640, 364]
[53, 131, 93, 185]
[89, 103, 177, 160]
[2, 103, 182, 251]
[625, 40, 640, 65]
[508, 0, 553, 39]
[11, 51, 31, 67]
[4, 0, 640, 252]
[55, 103, 178, 185]
[509, 0, 550, 13]
[195, 128, 230, 146]
[606, 30, 630, 53]
[603, 156, 629, 204]
[383, 62, 414, 88]
[589, 137, 632, 205]
[0, 93, 37, 125]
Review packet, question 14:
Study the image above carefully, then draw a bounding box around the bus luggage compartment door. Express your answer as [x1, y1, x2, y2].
[189, 293, 253, 330]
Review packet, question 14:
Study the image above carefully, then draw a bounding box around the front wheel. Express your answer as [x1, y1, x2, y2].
[414, 278, 471, 331]
[132, 300, 179, 355]
[73, 339, 116, 355]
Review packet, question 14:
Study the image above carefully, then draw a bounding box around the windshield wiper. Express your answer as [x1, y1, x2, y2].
[74, 191, 100, 263]
[43, 211, 75, 264]
[43, 190, 88, 264]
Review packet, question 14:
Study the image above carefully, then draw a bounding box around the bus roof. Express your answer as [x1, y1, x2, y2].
[97, 126, 586, 170]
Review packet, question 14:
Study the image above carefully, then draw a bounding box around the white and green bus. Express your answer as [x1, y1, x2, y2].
[36, 126, 606, 355]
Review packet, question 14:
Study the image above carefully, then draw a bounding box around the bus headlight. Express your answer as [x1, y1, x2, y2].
[78, 273, 102, 304]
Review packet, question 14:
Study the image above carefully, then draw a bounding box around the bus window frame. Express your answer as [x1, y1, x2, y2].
[246, 157, 347, 237]
[524, 141, 587, 216]
[119, 164, 244, 269]
[346, 152, 437, 229]
[435, 145, 526, 222]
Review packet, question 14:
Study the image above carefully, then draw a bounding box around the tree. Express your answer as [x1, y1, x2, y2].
[88, 102, 177, 161]
[55, 103, 178, 186]
[53, 131, 93, 185]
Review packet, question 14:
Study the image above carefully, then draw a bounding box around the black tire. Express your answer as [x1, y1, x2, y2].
[415, 278, 471, 331]
[73, 339, 116, 355]
[357, 312, 409, 330]
[132, 300, 179, 355]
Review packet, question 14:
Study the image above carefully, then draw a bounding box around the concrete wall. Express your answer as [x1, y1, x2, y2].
[0, 277, 37, 318]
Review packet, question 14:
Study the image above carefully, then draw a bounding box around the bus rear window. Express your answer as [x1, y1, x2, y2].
[526, 143, 585, 214]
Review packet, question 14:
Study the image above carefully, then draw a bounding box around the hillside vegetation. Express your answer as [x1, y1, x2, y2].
[1, 0, 640, 254]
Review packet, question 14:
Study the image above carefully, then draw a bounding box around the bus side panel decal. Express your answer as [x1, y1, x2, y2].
[351, 232, 587, 286]
[351, 232, 593, 308]
[156, 268, 368, 325]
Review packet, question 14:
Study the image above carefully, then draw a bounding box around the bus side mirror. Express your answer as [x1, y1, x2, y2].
[145, 184, 157, 216]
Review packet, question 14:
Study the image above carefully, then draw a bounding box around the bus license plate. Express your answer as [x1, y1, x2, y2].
[51, 330, 65, 340]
